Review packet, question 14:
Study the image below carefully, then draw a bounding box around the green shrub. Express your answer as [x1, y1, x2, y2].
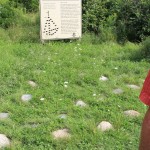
[0, 1, 26, 28]
[116, 0, 150, 43]
[140, 36, 150, 59]
[0, 2, 16, 28]
[9, 0, 39, 12]
[82, 0, 118, 42]
[82, 1, 106, 34]
[83, 0, 150, 43]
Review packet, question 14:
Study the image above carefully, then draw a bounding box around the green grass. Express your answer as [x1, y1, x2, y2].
[0, 38, 149, 150]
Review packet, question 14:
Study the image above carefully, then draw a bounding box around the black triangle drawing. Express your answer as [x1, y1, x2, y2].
[43, 11, 59, 36]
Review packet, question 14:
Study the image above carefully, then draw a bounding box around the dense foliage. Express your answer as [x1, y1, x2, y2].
[9, 0, 38, 12]
[83, 0, 150, 42]
[116, 0, 150, 42]
[0, 0, 150, 42]
[0, 1, 24, 28]
[140, 36, 150, 58]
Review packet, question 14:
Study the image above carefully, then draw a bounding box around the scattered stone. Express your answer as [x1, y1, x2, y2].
[0, 134, 10, 148]
[99, 76, 108, 81]
[59, 114, 67, 119]
[0, 113, 9, 119]
[21, 94, 32, 102]
[76, 100, 87, 107]
[28, 81, 37, 87]
[127, 84, 140, 90]
[113, 88, 123, 94]
[97, 121, 113, 132]
[124, 110, 140, 117]
[52, 129, 71, 139]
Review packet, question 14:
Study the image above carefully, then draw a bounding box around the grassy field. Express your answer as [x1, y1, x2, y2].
[0, 37, 149, 149]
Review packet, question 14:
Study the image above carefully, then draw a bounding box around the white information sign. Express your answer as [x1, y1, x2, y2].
[40, 0, 82, 40]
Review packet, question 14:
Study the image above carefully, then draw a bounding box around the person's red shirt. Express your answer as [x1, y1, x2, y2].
[139, 71, 150, 106]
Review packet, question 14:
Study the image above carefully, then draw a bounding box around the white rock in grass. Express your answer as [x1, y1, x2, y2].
[59, 114, 67, 119]
[0, 134, 10, 148]
[97, 121, 113, 132]
[76, 100, 87, 107]
[28, 81, 37, 87]
[113, 88, 123, 94]
[127, 84, 140, 90]
[21, 94, 32, 102]
[0, 113, 9, 119]
[99, 76, 108, 81]
[124, 110, 140, 117]
[52, 129, 71, 139]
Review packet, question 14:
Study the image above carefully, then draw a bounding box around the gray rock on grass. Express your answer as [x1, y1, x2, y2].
[99, 76, 108, 81]
[97, 121, 113, 132]
[113, 88, 123, 94]
[59, 114, 67, 119]
[52, 129, 71, 139]
[0, 134, 10, 148]
[124, 110, 140, 117]
[127, 84, 140, 90]
[21, 94, 32, 102]
[28, 81, 37, 87]
[0, 113, 9, 119]
[75, 100, 87, 107]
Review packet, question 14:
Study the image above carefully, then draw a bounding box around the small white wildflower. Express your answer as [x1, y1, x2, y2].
[40, 98, 45, 101]
[93, 93, 96, 97]
[64, 81, 68, 84]
[64, 85, 68, 88]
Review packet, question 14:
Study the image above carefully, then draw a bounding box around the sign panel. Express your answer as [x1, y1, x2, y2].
[40, 0, 82, 40]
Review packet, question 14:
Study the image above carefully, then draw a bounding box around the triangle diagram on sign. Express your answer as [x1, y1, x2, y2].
[43, 17, 59, 36]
